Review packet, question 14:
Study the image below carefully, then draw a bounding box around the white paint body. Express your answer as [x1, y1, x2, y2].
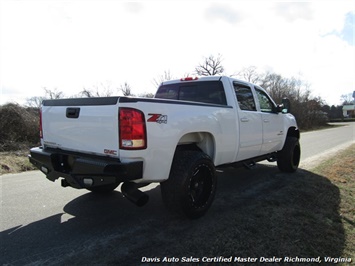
[41, 76, 298, 182]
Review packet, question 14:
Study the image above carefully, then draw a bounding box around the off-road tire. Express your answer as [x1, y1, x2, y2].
[277, 137, 301, 172]
[160, 150, 217, 219]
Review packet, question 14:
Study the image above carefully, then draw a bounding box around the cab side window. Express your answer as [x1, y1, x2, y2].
[233, 82, 256, 111]
[255, 88, 275, 113]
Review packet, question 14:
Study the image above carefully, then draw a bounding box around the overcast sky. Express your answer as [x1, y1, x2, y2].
[0, 0, 354, 106]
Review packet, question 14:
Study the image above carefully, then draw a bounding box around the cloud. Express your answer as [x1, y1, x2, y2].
[123, 2, 144, 14]
[273, 2, 314, 22]
[0, 1, 353, 106]
[205, 4, 243, 24]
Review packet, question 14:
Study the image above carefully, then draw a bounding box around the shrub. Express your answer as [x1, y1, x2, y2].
[0, 103, 40, 151]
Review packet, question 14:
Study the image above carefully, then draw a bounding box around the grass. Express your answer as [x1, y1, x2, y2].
[0, 149, 37, 175]
[313, 144, 355, 261]
[300, 122, 345, 132]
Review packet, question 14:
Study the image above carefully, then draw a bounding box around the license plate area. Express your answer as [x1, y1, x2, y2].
[51, 154, 76, 173]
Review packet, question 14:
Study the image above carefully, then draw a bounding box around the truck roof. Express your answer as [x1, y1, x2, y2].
[161, 75, 253, 88]
[162, 75, 224, 85]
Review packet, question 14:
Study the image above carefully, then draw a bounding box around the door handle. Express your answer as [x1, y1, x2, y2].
[241, 117, 249, 122]
[263, 119, 270, 123]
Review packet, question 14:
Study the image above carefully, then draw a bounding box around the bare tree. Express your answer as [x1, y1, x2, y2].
[79, 82, 114, 98]
[139, 92, 155, 98]
[80, 89, 95, 98]
[195, 54, 225, 76]
[120, 82, 134, 96]
[259, 72, 286, 103]
[44, 88, 64, 99]
[26, 96, 45, 108]
[234, 66, 261, 83]
[26, 88, 64, 108]
[79, 87, 113, 98]
[341, 93, 354, 105]
[152, 70, 175, 88]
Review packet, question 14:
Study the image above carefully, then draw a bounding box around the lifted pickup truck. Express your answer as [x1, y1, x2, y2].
[29, 76, 300, 218]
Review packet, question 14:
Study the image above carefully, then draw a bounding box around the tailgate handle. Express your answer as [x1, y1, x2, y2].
[66, 108, 80, 118]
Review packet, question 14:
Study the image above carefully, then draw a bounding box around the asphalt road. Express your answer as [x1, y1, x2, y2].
[1, 123, 354, 265]
[300, 122, 355, 164]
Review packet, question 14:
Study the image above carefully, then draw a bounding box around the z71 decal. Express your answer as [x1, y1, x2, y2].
[147, 114, 168, 124]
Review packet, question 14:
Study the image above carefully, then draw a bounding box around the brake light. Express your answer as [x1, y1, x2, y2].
[180, 77, 198, 81]
[39, 108, 43, 139]
[119, 108, 147, 150]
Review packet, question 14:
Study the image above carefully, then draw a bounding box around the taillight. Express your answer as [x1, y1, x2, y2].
[39, 108, 43, 139]
[119, 108, 147, 150]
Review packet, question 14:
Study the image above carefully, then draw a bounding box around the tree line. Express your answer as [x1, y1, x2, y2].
[234, 66, 328, 129]
[1, 54, 353, 151]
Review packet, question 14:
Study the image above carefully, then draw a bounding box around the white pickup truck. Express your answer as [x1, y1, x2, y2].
[29, 76, 300, 218]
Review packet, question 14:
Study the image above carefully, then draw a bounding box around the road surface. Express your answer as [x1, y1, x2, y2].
[1, 123, 354, 265]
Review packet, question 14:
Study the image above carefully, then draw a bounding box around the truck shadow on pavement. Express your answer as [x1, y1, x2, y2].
[0, 164, 345, 265]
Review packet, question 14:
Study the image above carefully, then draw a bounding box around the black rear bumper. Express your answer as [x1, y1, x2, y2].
[29, 147, 143, 189]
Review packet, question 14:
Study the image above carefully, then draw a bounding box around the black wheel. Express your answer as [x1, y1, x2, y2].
[277, 137, 301, 172]
[161, 150, 217, 219]
[87, 182, 120, 194]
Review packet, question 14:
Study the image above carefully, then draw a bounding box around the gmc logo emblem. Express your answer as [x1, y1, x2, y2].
[104, 149, 117, 155]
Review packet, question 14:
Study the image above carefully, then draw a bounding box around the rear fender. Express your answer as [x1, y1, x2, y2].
[177, 132, 215, 160]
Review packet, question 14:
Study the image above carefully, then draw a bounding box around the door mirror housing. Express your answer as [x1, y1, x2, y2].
[276, 99, 291, 113]
[281, 98, 291, 113]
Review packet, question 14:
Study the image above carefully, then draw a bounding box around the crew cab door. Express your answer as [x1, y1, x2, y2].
[254, 86, 284, 154]
[233, 82, 262, 161]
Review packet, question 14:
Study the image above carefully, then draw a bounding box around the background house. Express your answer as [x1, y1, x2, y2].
[343, 105, 355, 118]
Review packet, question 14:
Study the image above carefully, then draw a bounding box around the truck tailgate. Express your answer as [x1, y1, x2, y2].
[41, 97, 120, 157]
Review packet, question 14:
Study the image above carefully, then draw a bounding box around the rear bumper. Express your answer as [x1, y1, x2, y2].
[29, 147, 143, 189]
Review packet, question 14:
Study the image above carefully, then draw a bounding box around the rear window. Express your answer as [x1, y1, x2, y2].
[155, 81, 227, 106]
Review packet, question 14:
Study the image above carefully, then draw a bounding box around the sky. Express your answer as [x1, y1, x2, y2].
[0, 0, 354, 106]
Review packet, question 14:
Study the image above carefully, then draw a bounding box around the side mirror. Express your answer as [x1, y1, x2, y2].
[281, 98, 291, 113]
